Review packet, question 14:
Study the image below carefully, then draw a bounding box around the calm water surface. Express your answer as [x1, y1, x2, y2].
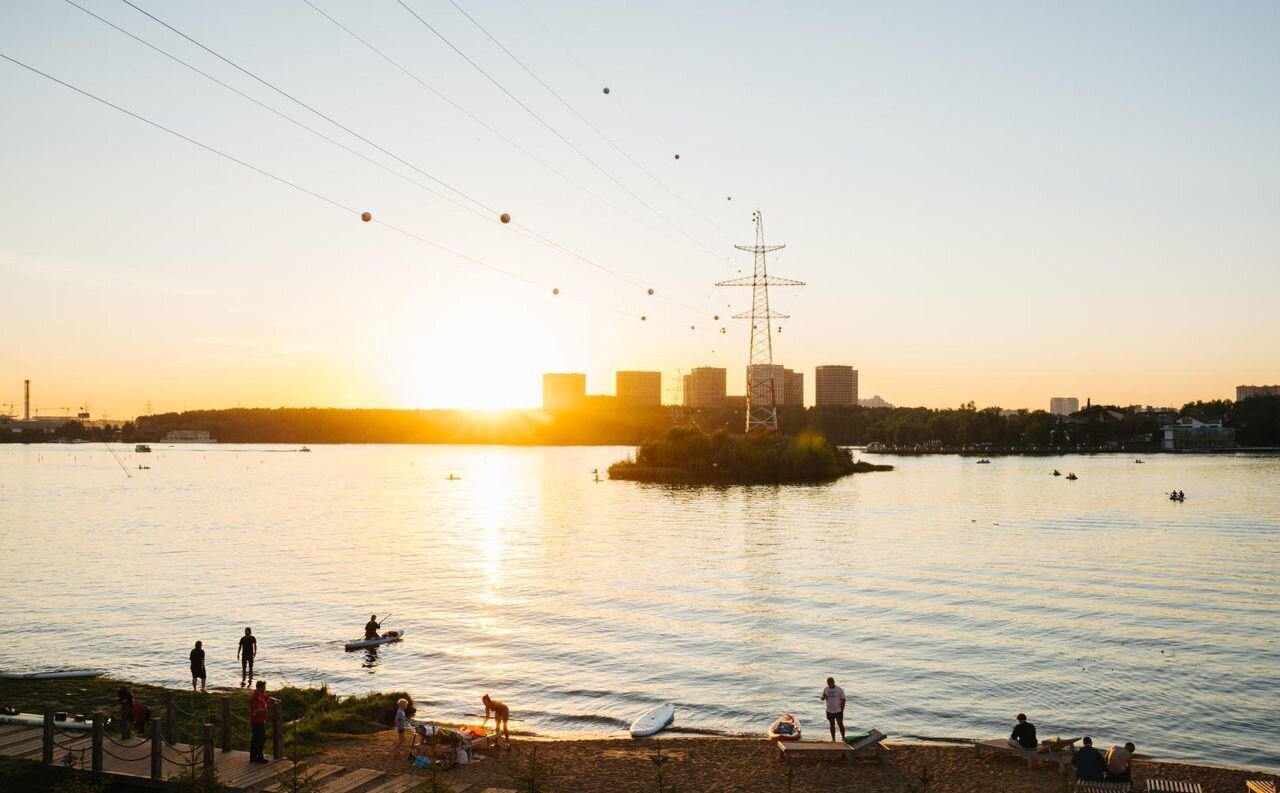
[1, 444, 1277, 770]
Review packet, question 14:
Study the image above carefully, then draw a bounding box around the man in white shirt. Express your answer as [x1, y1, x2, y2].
[820, 676, 847, 741]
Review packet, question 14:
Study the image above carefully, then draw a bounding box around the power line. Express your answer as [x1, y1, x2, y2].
[393, 0, 723, 261]
[0, 50, 689, 329]
[110, 0, 709, 313]
[299, 0, 706, 272]
[444, 0, 740, 244]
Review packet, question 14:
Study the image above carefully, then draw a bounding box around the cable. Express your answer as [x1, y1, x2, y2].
[393, 0, 723, 260]
[444, 0, 740, 244]
[104, 0, 709, 311]
[0, 51, 687, 329]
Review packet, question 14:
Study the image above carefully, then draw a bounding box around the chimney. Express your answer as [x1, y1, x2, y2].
[24, 380, 30, 421]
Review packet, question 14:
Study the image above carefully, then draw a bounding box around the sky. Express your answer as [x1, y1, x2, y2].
[2, 0, 1278, 417]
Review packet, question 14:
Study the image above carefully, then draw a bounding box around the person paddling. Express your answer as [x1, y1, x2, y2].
[365, 615, 382, 641]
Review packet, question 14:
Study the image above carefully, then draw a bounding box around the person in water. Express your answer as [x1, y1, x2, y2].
[1072, 736, 1106, 781]
[365, 615, 382, 641]
[238, 627, 257, 678]
[189, 641, 206, 692]
[820, 676, 847, 741]
[482, 693, 510, 741]
[1008, 713, 1038, 749]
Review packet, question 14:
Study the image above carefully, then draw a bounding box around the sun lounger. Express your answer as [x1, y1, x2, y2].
[1076, 782, 1131, 793]
[973, 738, 1076, 774]
[1246, 782, 1276, 793]
[1147, 782, 1203, 793]
[845, 729, 890, 762]
[777, 741, 855, 764]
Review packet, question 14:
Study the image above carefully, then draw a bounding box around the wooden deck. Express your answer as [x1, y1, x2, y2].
[0, 722, 478, 792]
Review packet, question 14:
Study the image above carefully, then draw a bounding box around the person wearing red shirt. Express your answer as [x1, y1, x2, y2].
[249, 680, 274, 763]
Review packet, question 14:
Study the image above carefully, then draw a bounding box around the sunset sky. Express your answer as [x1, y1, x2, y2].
[3, 1, 1277, 417]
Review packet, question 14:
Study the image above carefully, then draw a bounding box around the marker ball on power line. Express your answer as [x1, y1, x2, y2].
[603, 87, 610, 95]
[726, 196, 732, 201]
[552, 288, 560, 295]
[690, 325, 695, 330]
[360, 211, 372, 222]
[647, 288, 654, 295]
[674, 154, 680, 160]
[713, 314, 719, 320]
[641, 315, 647, 321]
[500, 212, 511, 224]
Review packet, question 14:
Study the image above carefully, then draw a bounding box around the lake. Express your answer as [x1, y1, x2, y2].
[1, 444, 1276, 770]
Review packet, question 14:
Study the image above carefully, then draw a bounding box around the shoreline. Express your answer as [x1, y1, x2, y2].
[319, 732, 1279, 793]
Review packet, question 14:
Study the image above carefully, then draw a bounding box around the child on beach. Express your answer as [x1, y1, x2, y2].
[390, 698, 409, 756]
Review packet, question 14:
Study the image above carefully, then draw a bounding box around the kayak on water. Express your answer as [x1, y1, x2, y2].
[0, 669, 106, 680]
[768, 714, 801, 741]
[344, 629, 404, 652]
[629, 703, 675, 738]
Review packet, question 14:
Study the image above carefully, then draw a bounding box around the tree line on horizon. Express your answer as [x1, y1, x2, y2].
[5, 396, 1277, 447]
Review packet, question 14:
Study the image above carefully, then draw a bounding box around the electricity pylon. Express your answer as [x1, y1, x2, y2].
[716, 211, 804, 434]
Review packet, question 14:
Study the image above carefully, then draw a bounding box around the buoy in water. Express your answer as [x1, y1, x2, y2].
[360, 211, 372, 222]
[500, 212, 511, 224]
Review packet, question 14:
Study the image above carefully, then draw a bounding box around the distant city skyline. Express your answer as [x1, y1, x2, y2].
[2, 2, 1277, 416]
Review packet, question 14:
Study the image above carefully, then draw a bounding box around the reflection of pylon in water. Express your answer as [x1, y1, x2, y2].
[717, 211, 804, 434]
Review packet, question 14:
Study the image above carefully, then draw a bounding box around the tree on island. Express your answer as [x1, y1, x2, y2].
[608, 426, 891, 484]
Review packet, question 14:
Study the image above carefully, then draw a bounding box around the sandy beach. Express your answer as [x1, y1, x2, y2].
[321, 733, 1278, 793]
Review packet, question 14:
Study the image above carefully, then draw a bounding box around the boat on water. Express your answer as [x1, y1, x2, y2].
[134, 444, 151, 453]
[344, 630, 404, 652]
[629, 703, 675, 737]
[0, 668, 106, 680]
[299, 447, 311, 453]
[768, 714, 801, 741]
[1066, 473, 1078, 480]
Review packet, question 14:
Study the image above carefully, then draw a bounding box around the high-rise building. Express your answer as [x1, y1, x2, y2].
[684, 367, 727, 408]
[542, 373, 586, 410]
[1050, 397, 1080, 416]
[616, 371, 661, 406]
[1237, 384, 1280, 401]
[783, 369, 804, 406]
[746, 364, 786, 407]
[814, 365, 858, 406]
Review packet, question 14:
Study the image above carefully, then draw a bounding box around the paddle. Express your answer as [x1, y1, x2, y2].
[463, 712, 525, 722]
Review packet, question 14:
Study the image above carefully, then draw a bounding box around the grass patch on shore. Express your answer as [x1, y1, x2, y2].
[609, 426, 893, 484]
[0, 676, 411, 757]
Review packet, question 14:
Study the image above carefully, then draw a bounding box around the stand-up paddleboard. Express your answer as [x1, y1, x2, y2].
[344, 630, 404, 652]
[629, 703, 675, 737]
[768, 714, 801, 741]
[0, 669, 106, 680]
[0, 712, 94, 729]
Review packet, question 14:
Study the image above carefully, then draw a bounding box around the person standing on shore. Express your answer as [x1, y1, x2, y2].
[238, 627, 257, 680]
[481, 694, 510, 741]
[189, 641, 206, 692]
[389, 698, 409, 756]
[820, 677, 846, 742]
[1008, 713, 1038, 749]
[248, 679, 275, 763]
[1106, 741, 1137, 784]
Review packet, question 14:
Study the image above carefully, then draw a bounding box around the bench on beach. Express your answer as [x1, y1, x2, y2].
[973, 738, 1076, 774]
[1147, 781, 1203, 793]
[776, 729, 889, 765]
[1076, 782, 1131, 793]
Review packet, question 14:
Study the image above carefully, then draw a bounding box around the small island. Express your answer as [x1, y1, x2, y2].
[608, 426, 893, 484]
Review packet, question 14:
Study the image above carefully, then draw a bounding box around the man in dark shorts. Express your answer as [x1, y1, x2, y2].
[189, 641, 206, 692]
[1008, 713, 1038, 749]
[820, 676, 846, 741]
[238, 627, 257, 679]
[365, 615, 381, 641]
